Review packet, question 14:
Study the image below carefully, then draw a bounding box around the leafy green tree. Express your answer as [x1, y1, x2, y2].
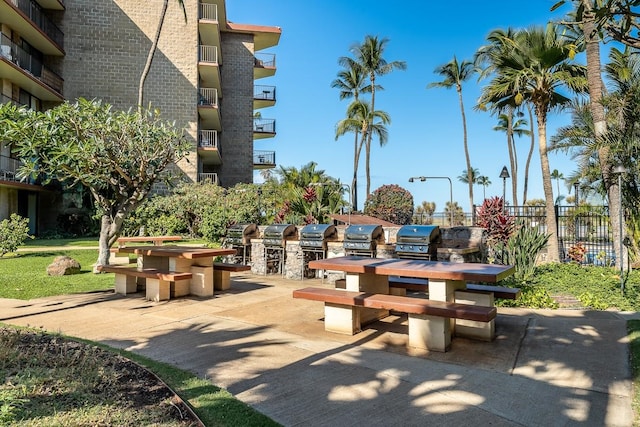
[350, 35, 406, 198]
[139, 0, 186, 107]
[429, 56, 475, 213]
[477, 24, 588, 262]
[0, 99, 191, 269]
[364, 184, 414, 225]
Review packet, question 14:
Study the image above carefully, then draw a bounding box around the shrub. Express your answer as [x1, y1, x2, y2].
[364, 184, 414, 225]
[500, 220, 550, 281]
[0, 214, 33, 257]
[497, 284, 559, 309]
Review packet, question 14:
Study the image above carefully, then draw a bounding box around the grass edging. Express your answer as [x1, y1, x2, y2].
[628, 319, 640, 426]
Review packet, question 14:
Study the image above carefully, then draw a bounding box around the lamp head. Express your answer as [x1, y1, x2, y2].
[499, 166, 510, 179]
[613, 164, 627, 174]
[408, 177, 414, 183]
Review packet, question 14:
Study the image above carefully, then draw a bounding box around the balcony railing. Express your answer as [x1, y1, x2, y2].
[253, 118, 275, 133]
[254, 150, 275, 165]
[6, 0, 64, 49]
[255, 53, 276, 68]
[199, 45, 218, 64]
[0, 33, 63, 94]
[198, 130, 218, 148]
[198, 88, 218, 107]
[198, 172, 218, 184]
[198, 2, 218, 21]
[254, 85, 276, 102]
[0, 155, 21, 182]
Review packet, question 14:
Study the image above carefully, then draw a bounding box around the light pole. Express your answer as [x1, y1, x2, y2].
[310, 182, 351, 225]
[613, 164, 626, 293]
[499, 166, 510, 213]
[408, 176, 453, 226]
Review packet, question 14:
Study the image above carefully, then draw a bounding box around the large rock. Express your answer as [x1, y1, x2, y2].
[47, 256, 81, 276]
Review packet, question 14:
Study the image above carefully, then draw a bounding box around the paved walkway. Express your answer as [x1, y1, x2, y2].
[0, 273, 636, 426]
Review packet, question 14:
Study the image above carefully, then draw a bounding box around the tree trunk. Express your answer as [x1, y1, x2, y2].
[352, 131, 359, 211]
[582, 4, 626, 271]
[506, 108, 518, 206]
[536, 111, 560, 263]
[138, 0, 169, 108]
[95, 215, 117, 272]
[522, 106, 535, 204]
[457, 86, 473, 213]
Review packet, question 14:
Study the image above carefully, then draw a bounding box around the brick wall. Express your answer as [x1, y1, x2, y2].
[59, 0, 199, 181]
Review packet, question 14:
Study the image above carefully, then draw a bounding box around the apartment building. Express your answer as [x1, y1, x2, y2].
[0, 0, 280, 234]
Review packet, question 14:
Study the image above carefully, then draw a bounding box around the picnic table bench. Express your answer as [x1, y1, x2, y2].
[212, 262, 252, 290]
[293, 287, 497, 351]
[97, 265, 192, 302]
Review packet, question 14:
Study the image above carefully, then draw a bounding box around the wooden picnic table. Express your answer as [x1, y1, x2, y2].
[115, 245, 236, 298]
[306, 256, 515, 350]
[116, 235, 183, 247]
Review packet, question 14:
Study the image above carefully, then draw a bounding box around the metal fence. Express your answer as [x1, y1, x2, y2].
[413, 205, 614, 266]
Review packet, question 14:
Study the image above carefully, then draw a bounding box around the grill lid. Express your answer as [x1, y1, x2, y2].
[299, 224, 337, 240]
[344, 224, 383, 242]
[227, 223, 259, 238]
[396, 225, 440, 244]
[264, 224, 298, 239]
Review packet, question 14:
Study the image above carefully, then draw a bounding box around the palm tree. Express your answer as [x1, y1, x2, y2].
[478, 24, 588, 262]
[139, 0, 187, 108]
[350, 35, 406, 198]
[444, 201, 465, 226]
[477, 176, 491, 200]
[429, 56, 475, 213]
[551, 169, 565, 204]
[335, 100, 391, 207]
[331, 59, 372, 211]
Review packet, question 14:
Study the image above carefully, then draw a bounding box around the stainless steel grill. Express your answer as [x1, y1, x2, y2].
[395, 225, 441, 260]
[343, 224, 384, 257]
[299, 224, 338, 278]
[224, 223, 259, 264]
[263, 224, 298, 274]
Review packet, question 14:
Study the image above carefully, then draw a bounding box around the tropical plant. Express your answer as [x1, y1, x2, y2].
[414, 201, 436, 224]
[476, 176, 492, 201]
[444, 201, 465, 226]
[349, 35, 406, 198]
[332, 58, 372, 211]
[364, 184, 414, 225]
[139, 0, 187, 107]
[551, 169, 565, 204]
[0, 214, 33, 257]
[429, 56, 475, 213]
[476, 24, 588, 263]
[500, 220, 550, 280]
[475, 196, 516, 262]
[0, 99, 191, 269]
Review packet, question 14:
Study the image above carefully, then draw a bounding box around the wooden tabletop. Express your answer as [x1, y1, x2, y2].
[116, 245, 236, 259]
[308, 256, 514, 283]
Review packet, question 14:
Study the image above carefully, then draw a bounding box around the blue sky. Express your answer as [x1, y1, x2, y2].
[226, 0, 581, 211]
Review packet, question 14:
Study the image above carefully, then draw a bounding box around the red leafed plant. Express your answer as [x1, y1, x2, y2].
[475, 197, 515, 246]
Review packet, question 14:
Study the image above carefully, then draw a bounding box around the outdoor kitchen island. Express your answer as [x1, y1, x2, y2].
[299, 256, 514, 351]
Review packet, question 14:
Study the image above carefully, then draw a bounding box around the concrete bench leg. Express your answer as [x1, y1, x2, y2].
[324, 302, 361, 335]
[114, 273, 137, 295]
[454, 291, 495, 341]
[190, 265, 214, 297]
[171, 278, 191, 298]
[213, 270, 231, 290]
[408, 313, 451, 352]
[146, 278, 170, 302]
[109, 251, 131, 265]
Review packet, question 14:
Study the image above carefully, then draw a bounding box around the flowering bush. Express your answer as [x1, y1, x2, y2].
[364, 184, 414, 225]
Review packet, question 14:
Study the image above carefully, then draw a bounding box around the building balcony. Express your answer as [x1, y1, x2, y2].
[0, 33, 64, 100]
[0, 154, 45, 189]
[198, 2, 220, 50]
[1, 0, 64, 54]
[253, 150, 275, 169]
[254, 52, 276, 79]
[198, 45, 220, 89]
[254, 84, 275, 109]
[198, 130, 221, 165]
[197, 87, 220, 129]
[198, 172, 218, 185]
[253, 118, 275, 139]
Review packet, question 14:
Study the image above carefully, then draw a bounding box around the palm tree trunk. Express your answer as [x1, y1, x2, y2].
[523, 105, 535, 204]
[536, 111, 560, 263]
[365, 74, 377, 200]
[138, 0, 169, 108]
[506, 108, 518, 206]
[457, 86, 474, 213]
[352, 131, 360, 211]
[582, 4, 626, 270]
